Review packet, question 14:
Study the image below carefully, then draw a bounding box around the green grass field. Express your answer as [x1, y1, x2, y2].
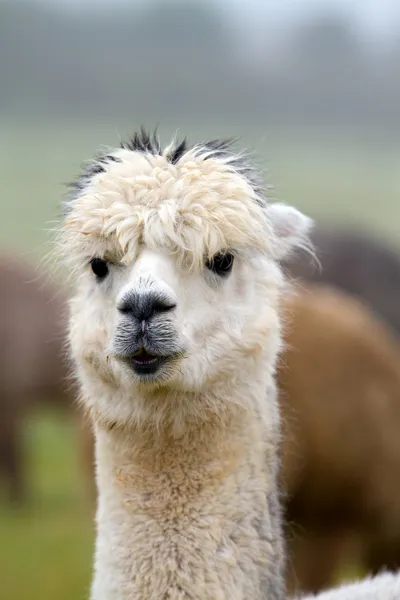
[0, 411, 94, 600]
[0, 119, 398, 599]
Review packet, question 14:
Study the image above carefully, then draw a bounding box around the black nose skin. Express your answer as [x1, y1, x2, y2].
[118, 292, 176, 322]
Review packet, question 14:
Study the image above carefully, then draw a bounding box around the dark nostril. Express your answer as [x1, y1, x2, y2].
[153, 299, 176, 313]
[118, 304, 131, 314]
[118, 292, 176, 321]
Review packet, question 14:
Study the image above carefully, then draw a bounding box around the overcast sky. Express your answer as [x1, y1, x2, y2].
[23, 0, 400, 46]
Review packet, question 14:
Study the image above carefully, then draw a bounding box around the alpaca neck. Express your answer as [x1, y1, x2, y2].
[91, 381, 284, 600]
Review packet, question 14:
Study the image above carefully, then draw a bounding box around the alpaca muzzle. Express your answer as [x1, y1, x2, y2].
[112, 307, 185, 378]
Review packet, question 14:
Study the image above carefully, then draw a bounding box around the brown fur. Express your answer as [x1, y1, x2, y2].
[0, 254, 76, 503]
[278, 283, 400, 594]
[284, 225, 400, 335]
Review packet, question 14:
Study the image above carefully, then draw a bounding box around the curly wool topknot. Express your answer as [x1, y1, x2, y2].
[66, 128, 265, 213]
[60, 128, 274, 272]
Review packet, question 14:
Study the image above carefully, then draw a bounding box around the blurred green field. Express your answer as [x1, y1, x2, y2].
[0, 410, 94, 599]
[0, 119, 398, 599]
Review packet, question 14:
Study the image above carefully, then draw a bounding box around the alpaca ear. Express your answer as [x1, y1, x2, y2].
[265, 203, 314, 261]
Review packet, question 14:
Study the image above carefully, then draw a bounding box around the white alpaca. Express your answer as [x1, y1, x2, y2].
[59, 130, 400, 600]
[302, 572, 400, 599]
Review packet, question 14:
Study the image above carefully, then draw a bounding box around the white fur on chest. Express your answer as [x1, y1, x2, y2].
[91, 405, 278, 600]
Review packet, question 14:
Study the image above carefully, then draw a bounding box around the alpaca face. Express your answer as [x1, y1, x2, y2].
[62, 133, 312, 423]
[72, 243, 276, 393]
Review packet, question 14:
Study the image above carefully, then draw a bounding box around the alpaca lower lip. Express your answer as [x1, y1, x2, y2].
[118, 347, 183, 376]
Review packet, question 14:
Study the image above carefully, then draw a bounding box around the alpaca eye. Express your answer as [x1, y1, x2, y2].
[90, 258, 109, 280]
[206, 252, 234, 276]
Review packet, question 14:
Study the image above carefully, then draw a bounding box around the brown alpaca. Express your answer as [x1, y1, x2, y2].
[278, 283, 400, 595]
[0, 254, 76, 503]
[284, 224, 400, 336]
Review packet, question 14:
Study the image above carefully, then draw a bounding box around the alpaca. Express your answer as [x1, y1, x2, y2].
[78, 279, 400, 590]
[58, 129, 400, 599]
[59, 130, 314, 599]
[79, 281, 400, 590]
[277, 283, 400, 594]
[0, 254, 75, 503]
[301, 572, 400, 600]
[284, 224, 400, 336]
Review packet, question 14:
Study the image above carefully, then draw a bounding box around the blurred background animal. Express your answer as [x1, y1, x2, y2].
[284, 225, 400, 336]
[279, 283, 400, 595]
[0, 254, 78, 504]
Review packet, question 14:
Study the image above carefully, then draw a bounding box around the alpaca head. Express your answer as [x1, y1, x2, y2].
[60, 131, 312, 428]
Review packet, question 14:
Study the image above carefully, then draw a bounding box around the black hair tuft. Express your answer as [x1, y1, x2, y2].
[65, 128, 265, 213]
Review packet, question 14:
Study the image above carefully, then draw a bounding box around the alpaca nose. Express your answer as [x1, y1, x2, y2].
[117, 292, 176, 323]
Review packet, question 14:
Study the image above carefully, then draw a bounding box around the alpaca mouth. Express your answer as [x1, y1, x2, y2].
[130, 348, 159, 365]
[131, 348, 160, 364]
[114, 340, 185, 378]
[127, 348, 167, 375]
